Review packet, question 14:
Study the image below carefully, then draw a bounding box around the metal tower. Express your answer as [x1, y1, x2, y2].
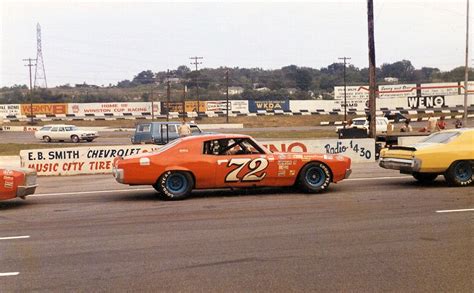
[34, 23, 47, 88]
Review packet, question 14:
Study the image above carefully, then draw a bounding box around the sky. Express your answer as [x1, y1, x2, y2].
[0, 0, 471, 87]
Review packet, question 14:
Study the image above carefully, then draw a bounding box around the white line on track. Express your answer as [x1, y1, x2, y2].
[31, 176, 411, 197]
[32, 188, 152, 197]
[347, 176, 409, 181]
[0, 236, 30, 240]
[436, 208, 474, 213]
[0, 272, 19, 277]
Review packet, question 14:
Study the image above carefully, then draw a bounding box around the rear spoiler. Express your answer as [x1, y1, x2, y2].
[388, 145, 417, 151]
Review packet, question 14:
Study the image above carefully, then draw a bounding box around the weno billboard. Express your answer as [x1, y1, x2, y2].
[68, 102, 160, 116]
[21, 103, 68, 115]
[20, 145, 159, 176]
[261, 138, 375, 163]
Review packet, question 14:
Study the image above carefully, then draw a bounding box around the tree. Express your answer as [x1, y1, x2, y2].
[132, 70, 155, 85]
[295, 69, 312, 90]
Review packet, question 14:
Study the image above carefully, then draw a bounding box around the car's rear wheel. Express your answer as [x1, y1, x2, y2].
[444, 161, 473, 187]
[298, 162, 332, 193]
[71, 135, 80, 143]
[412, 172, 438, 183]
[43, 136, 51, 143]
[154, 171, 193, 200]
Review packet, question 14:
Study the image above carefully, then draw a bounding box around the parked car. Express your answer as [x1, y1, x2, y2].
[113, 133, 352, 200]
[379, 128, 474, 186]
[34, 124, 99, 143]
[384, 112, 408, 123]
[0, 167, 37, 200]
[131, 122, 202, 145]
[336, 117, 389, 133]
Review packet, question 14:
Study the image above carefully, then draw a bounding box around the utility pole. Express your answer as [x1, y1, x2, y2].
[182, 83, 187, 122]
[166, 70, 171, 122]
[367, 0, 377, 138]
[338, 57, 351, 128]
[150, 86, 155, 121]
[226, 70, 230, 123]
[23, 58, 37, 125]
[463, 0, 470, 126]
[190, 56, 203, 117]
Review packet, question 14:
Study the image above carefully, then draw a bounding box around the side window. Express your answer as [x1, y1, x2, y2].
[58, 127, 65, 132]
[203, 138, 265, 156]
[168, 125, 177, 134]
[51, 127, 58, 132]
[190, 125, 201, 134]
[40, 126, 52, 131]
[137, 124, 151, 133]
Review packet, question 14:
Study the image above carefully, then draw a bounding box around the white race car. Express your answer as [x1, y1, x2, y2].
[34, 124, 99, 143]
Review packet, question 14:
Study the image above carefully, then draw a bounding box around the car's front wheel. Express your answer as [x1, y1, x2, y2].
[298, 162, 332, 193]
[43, 136, 51, 143]
[412, 172, 438, 183]
[444, 161, 473, 187]
[154, 171, 194, 200]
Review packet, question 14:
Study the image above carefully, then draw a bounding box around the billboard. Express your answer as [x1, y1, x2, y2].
[248, 100, 289, 112]
[230, 100, 249, 113]
[378, 84, 417, 98]
[420, 82, 459, 96]
[68, 102, 159, 116]
[206, 100, 229, 112]
[21, 103, 68, 115]
[0, 104, 20, 117]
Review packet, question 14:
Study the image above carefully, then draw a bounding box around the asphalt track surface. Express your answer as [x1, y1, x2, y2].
[1, 163, 473, 292]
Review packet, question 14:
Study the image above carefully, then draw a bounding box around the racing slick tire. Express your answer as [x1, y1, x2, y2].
[412, 172, 438, 183]
[298, 162, 332, 193]
[43, 136, 51, 143]
[71, 135, 80, 143]
[154, 171, 194, 200]
[444, 160, 473, 187]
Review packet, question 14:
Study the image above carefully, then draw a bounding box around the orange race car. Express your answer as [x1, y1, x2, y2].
[0, 167, 38, 201]
[113, 134, 352, 200]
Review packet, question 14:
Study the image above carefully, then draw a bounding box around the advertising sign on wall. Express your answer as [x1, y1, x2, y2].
[378, 84, 417, 99]
[206, 100, 229, 111]
[21, 103, 68, 115]
[0, 104, 20, 117]
[249, 100, 290, 112]
[261, 138, 375, 163]
[68, 102, 159, 116]
[420, 82, 459, 96]
[185, 101, 207, 112]
[20, 145, 159, 176]
[161, 102, 184, 113]
[230, 100, 249, 113]
[407, 96, 445, 108]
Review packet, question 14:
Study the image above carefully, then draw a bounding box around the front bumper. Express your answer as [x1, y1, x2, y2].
[379, 157, 421, 173]
[16, 184, 38, 198]
[112, 168, 124, 183]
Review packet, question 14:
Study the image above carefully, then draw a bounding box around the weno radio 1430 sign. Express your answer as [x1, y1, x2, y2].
[20, 145, 159, 176]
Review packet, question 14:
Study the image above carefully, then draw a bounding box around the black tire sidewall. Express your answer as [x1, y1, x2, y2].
[445, 161, 473, 187]
[44, 136, 51, 143]
[158, 171, 193, 200]
[72, 135, 80, 143]
[298, 162, 332, 193]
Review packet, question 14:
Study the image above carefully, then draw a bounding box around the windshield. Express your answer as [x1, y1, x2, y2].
[420, 131, 460, 144]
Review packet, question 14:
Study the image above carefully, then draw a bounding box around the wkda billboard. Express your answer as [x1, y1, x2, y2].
[249, 100, 289, 112]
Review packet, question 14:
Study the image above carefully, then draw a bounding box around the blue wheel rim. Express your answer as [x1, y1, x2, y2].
[455, 162, 472, 181]
[305, 166, 326, 187]
[166, 173, 187, 193]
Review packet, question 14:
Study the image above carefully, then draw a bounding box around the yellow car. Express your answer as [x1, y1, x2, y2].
[379, 128, 474, 186]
